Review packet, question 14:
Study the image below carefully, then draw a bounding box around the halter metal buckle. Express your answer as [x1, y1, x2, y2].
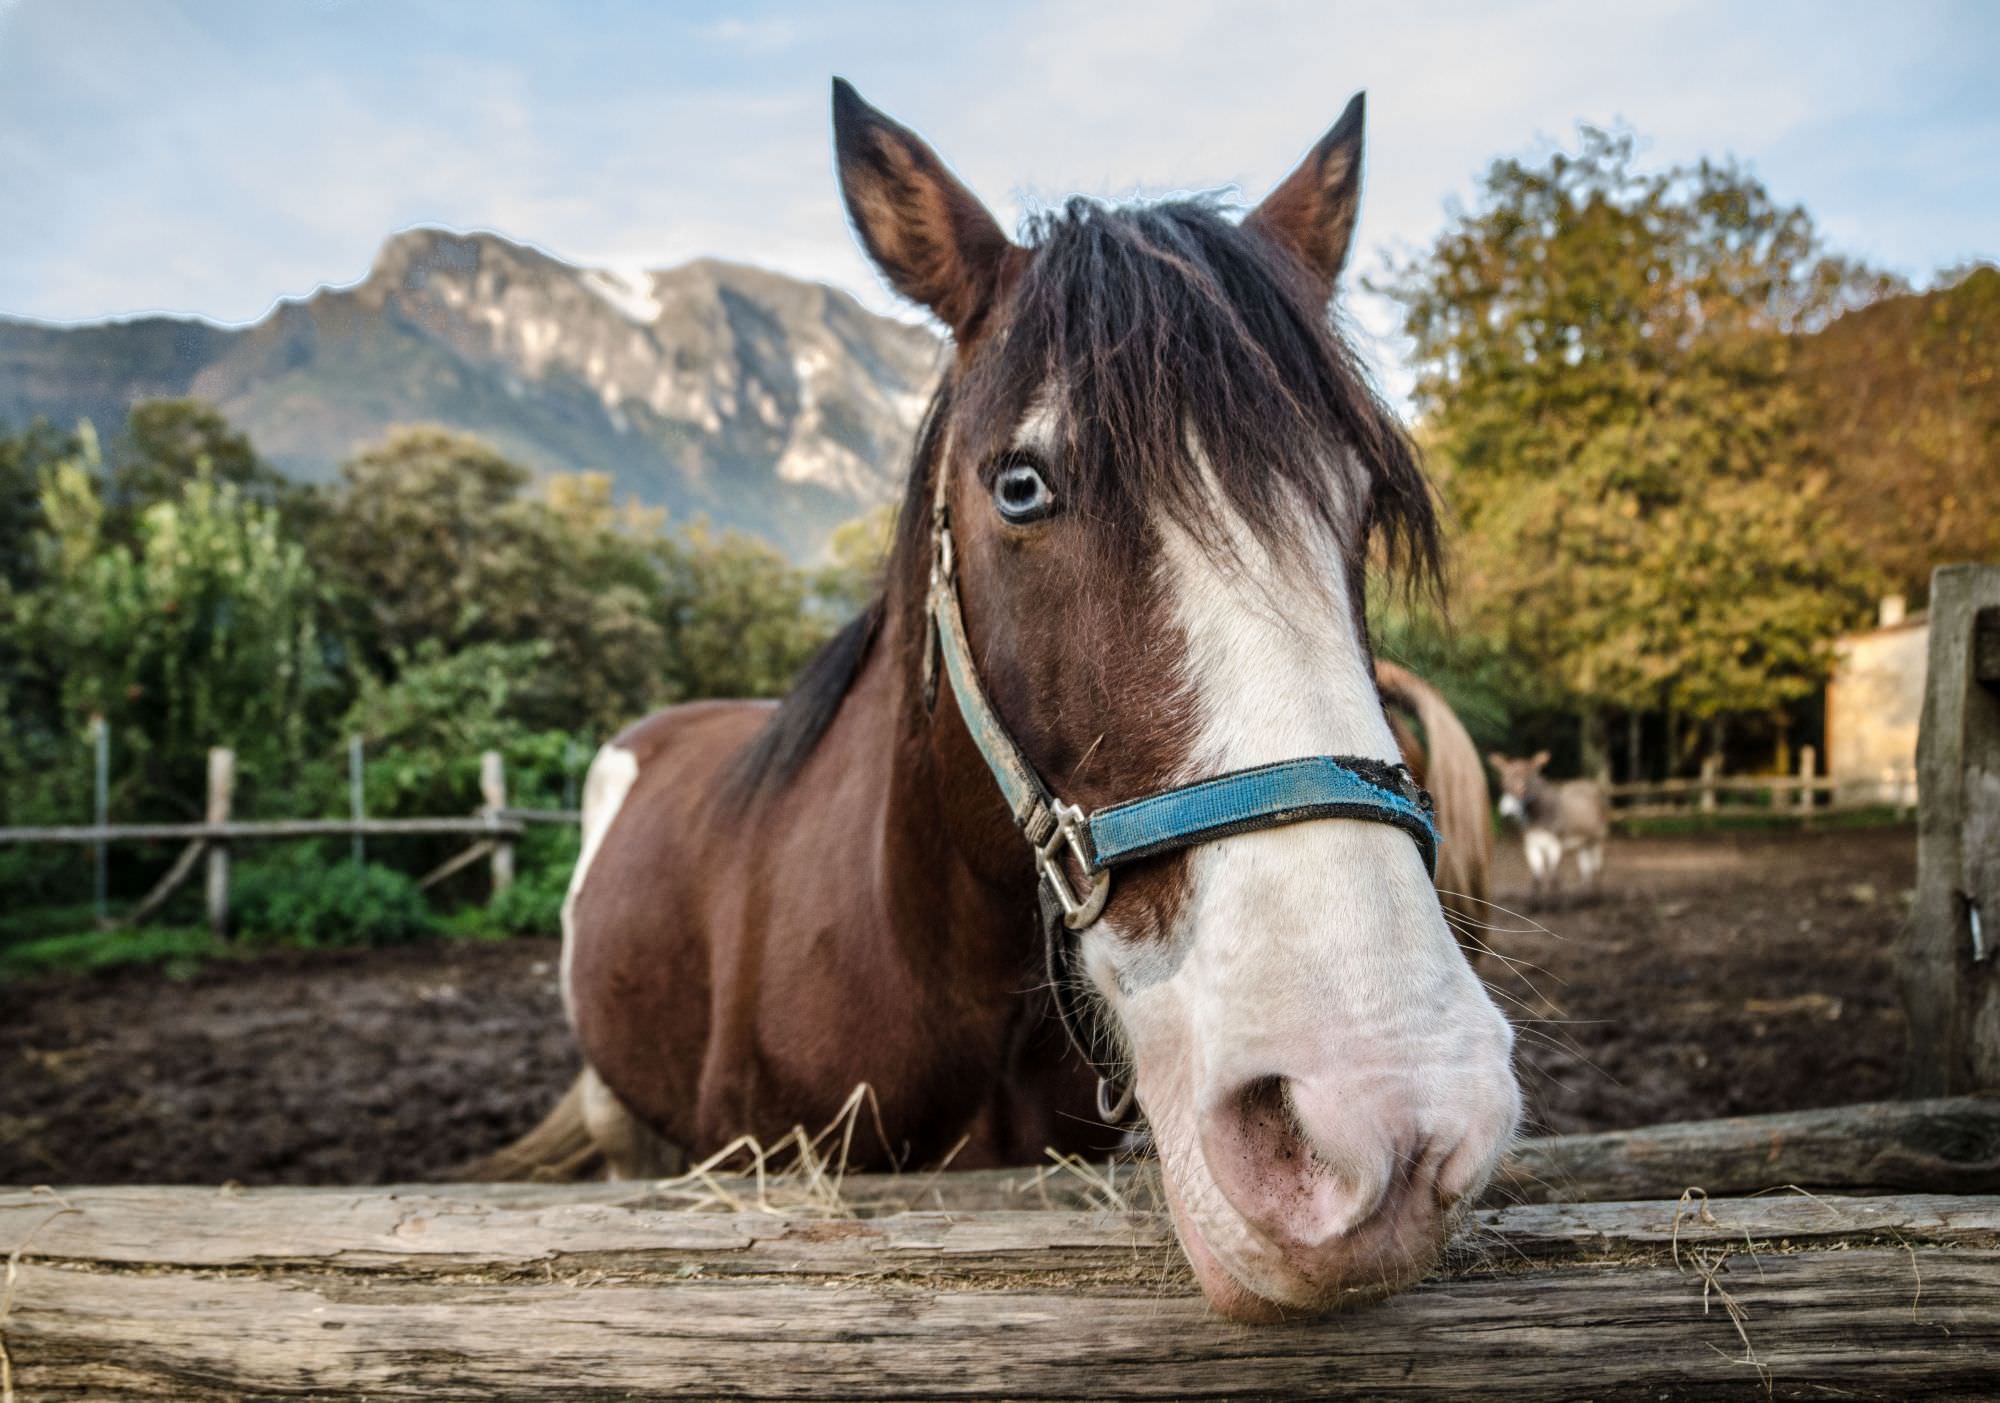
[1038, 799, 1110, 929]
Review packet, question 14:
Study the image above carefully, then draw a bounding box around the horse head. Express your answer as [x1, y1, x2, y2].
[832, 79, 1520, 1320]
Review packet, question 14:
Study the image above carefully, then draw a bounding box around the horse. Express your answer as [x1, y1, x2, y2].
[1489, 751, 1610, 907]
[484, 79, 1520, 1321]
[1377, 661, 1494, 941]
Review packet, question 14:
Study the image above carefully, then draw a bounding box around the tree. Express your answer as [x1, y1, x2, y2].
[106, 399, 296, 543]
[1378, 128, 1882, 761]
[1791, 264, 2000, 603]
[655, 523, 834, 701]
[0, 417, 81, 593]
[17, 452, 328, 815]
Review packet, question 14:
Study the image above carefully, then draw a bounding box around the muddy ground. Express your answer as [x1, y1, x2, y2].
[0, 825, 1915, 1185]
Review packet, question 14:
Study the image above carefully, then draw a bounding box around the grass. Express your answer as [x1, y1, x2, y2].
[0, 925, 222, 981]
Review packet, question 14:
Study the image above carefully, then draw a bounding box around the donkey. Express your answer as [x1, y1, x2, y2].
[489, 80, 1519, 1321]
[1488, 751, 1610, 907]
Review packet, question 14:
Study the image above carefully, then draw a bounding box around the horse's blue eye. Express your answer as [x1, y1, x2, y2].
[993, 461, 1056, 523]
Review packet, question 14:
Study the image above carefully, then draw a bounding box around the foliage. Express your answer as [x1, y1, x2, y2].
[0, 416, 79, 592]
[483, 864, 570, 937]
[1378, 128, 1883, 728]
[106, 399, 299, 543]
[14, 444, 330, 815]
[656, 521, 838, 699]
[1791, 264, 2000, 603]
[231, 850, 432, 947]
[816, 502, 896, 614]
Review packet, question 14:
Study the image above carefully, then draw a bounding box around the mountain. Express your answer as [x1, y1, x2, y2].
[0, 229, 943, 557]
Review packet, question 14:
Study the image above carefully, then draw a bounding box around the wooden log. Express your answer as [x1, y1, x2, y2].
[1491, 1096, 2000, 1203]
[1, 1188, 1994, 1399]
[203, 747, 233, 938]
[1904, 563, 2000, 1096]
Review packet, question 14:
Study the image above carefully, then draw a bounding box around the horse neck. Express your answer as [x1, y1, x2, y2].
[858, 557, 1043, 992]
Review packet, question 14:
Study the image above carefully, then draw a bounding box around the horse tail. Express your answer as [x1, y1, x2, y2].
[1375, 660, 1493, 943]
[460, 1070, 600, 1182]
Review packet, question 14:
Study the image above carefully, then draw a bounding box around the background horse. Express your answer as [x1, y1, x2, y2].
[485, 80, 1519, 1321]
[1490, 751, 1610, 907]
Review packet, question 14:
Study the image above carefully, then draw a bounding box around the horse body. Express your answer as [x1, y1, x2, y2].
[563, 637, 1106, 1173]
[500, 79, 1521, 1321]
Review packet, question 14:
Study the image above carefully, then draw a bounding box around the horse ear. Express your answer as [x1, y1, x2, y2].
[832, 78, 1012, 341]
[1531, 751, 1551, 770]
[1246, 92, 1366, 300]
[1487, 752, 1506, 770]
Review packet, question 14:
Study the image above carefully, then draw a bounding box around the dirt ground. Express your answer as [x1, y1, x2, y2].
[0, 825, 1915, 1186]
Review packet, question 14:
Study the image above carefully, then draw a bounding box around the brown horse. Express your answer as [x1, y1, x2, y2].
[491, 80, 1520, 1321]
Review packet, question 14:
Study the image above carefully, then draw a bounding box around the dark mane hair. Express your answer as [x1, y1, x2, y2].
[964, 196, 1438, 580]
[729, 197, 1438, 802]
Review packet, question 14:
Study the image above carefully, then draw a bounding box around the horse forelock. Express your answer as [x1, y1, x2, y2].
[956, 197, 1439, 589]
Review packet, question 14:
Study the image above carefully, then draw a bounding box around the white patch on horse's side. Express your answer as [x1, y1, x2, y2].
[559, 743, 641, 1030]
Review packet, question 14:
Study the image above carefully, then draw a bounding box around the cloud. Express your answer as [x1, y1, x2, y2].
[0, 0, 1993, 409]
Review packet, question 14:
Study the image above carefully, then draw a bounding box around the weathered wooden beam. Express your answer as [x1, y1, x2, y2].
[2, 1189, 1993, 1399]
[1904, 563, 2000, 1096]
[1493, 1095, 2000, 1203]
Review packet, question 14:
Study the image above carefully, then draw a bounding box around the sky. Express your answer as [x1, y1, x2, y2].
[2, 0, 1996, 396]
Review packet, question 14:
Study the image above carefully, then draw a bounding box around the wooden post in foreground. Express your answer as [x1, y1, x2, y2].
[1697, 753, 1719, 814]
[205, 748, 235, 938]
[1797, 744, 1817, 815]
[1902, 563, 2000, 1096]
[480, 750, 514, 896]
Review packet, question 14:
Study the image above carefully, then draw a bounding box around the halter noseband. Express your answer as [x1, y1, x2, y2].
[920, 478, 1441, 1123]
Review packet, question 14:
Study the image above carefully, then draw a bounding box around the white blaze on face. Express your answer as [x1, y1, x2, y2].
[1498, 791, 1524, 821]
[560, 743, 640, 1031]
[1082, 468, 1519, 1312]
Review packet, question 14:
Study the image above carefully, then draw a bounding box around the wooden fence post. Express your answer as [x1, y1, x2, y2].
[206, 748, 235, 938]
[481, 750, 514, 896]
[1902, 564, 2000, 1097]
[1698, 754, 1720, 814]
[1797, 745, 1817, 815]
[90, 715, 110, 925]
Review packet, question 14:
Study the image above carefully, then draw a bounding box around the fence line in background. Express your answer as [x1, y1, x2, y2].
[0, 748, 587, 937]
[1608, 763, 1917, 821]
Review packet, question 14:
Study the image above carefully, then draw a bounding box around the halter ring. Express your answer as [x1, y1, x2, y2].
[1037, 800, 1110, 929]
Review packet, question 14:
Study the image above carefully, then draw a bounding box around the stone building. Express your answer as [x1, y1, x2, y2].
[1825, 596, 1926, 805]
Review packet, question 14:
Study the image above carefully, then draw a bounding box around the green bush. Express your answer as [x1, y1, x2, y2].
[232, 850, 432, 947]
[483, 866, 568, 936]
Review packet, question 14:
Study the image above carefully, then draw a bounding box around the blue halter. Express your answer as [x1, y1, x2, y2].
[922, 502, 1441, 1118]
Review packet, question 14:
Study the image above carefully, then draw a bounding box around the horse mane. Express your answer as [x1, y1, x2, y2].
[727, 197, 1439, 804]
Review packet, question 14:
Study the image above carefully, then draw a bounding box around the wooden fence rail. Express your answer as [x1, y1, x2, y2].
[0, 748, 555, 936]
[3, 1180, 1993, 1399]
[1609, 766, 1917, 821]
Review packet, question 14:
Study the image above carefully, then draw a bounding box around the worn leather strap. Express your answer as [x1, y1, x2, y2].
[923, 504, 1441, 1123]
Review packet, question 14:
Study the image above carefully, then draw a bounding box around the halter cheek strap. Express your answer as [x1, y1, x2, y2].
[922, 499, 1441, 1120]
